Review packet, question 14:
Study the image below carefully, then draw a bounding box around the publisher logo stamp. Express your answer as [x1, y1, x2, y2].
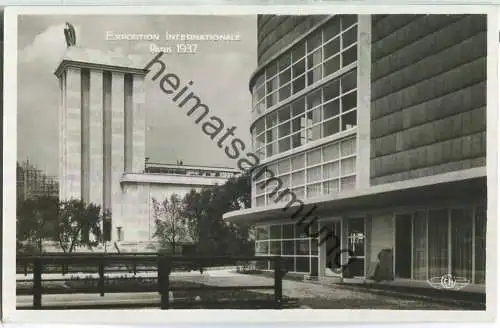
[427, 274, 470, 290]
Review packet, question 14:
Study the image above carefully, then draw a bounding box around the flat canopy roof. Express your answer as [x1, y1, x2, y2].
[223, 168, 487, 225]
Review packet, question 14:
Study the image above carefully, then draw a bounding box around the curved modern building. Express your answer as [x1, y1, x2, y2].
[225, 14, 487, 288]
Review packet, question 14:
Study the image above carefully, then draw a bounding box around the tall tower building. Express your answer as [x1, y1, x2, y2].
[55, 47, 146, 238]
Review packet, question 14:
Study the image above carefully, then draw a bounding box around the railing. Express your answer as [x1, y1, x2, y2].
[17, 254, 287, 310]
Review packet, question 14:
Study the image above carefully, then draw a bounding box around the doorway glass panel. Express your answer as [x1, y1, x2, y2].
[412, 211, 427, 280]
[347, 217, 365, 277]
[395, 214, 412, 279]
[428, 209, 449, 278]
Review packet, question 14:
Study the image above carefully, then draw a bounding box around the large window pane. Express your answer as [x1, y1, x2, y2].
[279, 84, 291, 101]
[324, 37, 340, 59]
[266, 62, 278, 79]
[291, 132, 303, 148]
[342, 110, 357, 130]
[292, 59, 306, 78]
[324, 55, 341, 76]
[291, 170, 305, 186]
[451, 208, 473, 281]
[292, 186, 305, 199]
[428, 209, 449, 278]
[254, 118, 265, 135]
[341, 138, 356, 156]
[323, 117, 340, 137]
[279, 138, 291, 153]
[282, 224, 295, 239]
[307, 167, 322, 183]
[323, 99, 340, 120]
[256, 225, 269, 240]
[284, 257, 295, 272]
[342, 25, 357, 48]
[295, 257, 310, 273]
[291, 154, 305, 170]
[278, 121, 291, 138]
[278, 53, 291, 71]
[342, 91, 357, 111]
[292, 42, 305, 62]
[323, 142, 340, 161]
[475, 205, 486, 284]
[307, 66, 323, 86]
[340, 176, 356, 191]
[296, 239, 310, 255]
[323, 179, 340, 195]
[291, 98, 305, 117]
[307, 183, 322, 198]
[341, 69, 357, 93]
[342, 45, 357, 66]
[292, 75, 306, 93]
[270, 241, 281, 255]
[307, 90, 322, 109]
[342, 15, 357, 29]
[307, 125, 322, 141]
[323, 161, 340, 179]
[270, 225, 281, 239]
[306, 148, 322, 165]
[412, 211, 428, 280]
[255, 241, 269, 256]
[307, 30, 322, 52]
[323, 16, 341, 41]
[324, 79, 340, 102]
[278, 106, 291, 123]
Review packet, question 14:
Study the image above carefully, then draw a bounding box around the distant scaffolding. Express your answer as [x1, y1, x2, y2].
[17, 161, 59, 201]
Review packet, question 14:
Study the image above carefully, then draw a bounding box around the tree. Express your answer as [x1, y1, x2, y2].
[182, 174, 254, 257]
[17, 196, 59, 254]
[152, 194, 189, 255]
[52, 199, 104, 253]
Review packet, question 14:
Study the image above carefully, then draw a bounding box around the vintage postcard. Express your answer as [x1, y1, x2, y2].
[2, 3, 498, 325]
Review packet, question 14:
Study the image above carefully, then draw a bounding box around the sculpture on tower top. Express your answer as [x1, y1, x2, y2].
[63, 22, 76, 48]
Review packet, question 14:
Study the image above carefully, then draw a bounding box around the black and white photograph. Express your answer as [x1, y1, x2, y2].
[2, 4, 498, 325]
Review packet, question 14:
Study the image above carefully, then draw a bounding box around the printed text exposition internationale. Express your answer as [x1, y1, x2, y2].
[106, 31, 241, 42]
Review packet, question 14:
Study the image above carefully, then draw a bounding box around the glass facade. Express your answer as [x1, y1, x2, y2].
[255, 222, 319, 274]
[251, 15, 358, 118]
[251, 15, 358, 161]
[253, 136, 357, 207]
[249, 15, 360, 208]
[410, 204, 486, 284]
[252, 71, 358, 160]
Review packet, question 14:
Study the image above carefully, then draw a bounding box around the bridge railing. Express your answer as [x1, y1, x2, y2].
[16, 254, 286, 310]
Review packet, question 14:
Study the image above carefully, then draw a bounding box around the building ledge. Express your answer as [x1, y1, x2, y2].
[54, 47, 147, 77]
[223, 167, 486, 224]
[120, 172, 230, 186]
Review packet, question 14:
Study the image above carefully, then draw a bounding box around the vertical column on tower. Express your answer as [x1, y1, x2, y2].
[102, 71, 113, 240]
[110, 72, 125, 240]
[80, 69, 91, 203]
[89, 70, 104, 207]
[132, 75, 146, 173]
[58, 71, 66, 200]
[132, 75, 147, 241]
[64, 67, 82, 200]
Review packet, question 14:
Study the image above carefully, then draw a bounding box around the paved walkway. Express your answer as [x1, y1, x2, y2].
[172, 273, 476, 309]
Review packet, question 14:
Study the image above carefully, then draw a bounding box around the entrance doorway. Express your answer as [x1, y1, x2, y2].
[323, 221, 342, 275]
[346, 217, 365, 277]
[395, 214, 412, 279]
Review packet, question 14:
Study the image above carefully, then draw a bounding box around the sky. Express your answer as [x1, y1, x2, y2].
[17, 14, 256, 176]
